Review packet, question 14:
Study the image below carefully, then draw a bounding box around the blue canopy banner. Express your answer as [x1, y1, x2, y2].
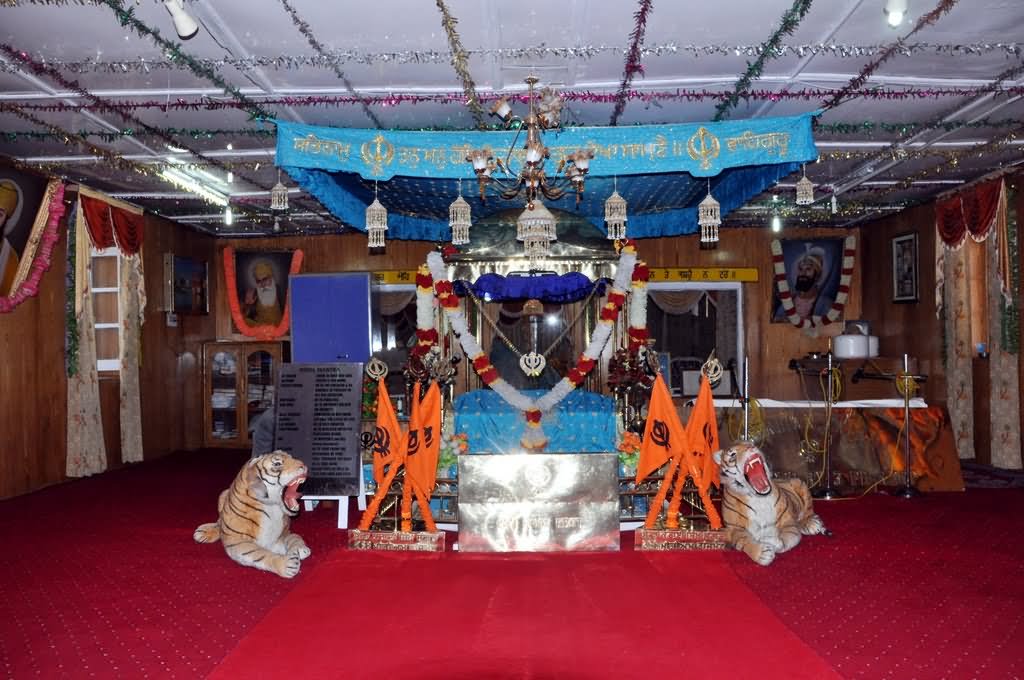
[275, 113, 818, 180]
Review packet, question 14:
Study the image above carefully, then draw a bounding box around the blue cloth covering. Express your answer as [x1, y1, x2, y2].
[275, 112, 818, 242]
[454, 389, 617, 454]
[454, 272, 607, 303]
[276, 114, 818, 180]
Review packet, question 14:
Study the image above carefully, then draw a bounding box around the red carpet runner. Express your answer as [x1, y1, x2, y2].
[211, 547, 839, 679]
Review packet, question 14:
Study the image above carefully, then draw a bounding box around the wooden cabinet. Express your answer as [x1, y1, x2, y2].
[203, 342, 282, 448]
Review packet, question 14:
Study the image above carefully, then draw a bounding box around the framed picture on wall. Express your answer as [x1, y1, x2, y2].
[891, 232, 919, 303]
[770, 237, 845, 323]
[167, 255, 209, 314]
[231, 250, 294, 332]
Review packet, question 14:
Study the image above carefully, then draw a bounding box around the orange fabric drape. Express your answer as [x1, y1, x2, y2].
[405, 382, 442, 498]
[682, 375, 723, 529]
[371, 379, 405, 487]
[636, 374, 679, 485]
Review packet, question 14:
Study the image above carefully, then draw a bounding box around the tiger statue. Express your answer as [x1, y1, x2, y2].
[193, 451, 311, 578]
[713, 441, 828, 566]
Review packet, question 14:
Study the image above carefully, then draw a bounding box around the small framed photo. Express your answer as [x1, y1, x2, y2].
[164, 254, 209, 314]
[891, 232, 919, 303]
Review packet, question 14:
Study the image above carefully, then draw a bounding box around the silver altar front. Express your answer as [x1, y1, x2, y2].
[458, 453, 620, 552]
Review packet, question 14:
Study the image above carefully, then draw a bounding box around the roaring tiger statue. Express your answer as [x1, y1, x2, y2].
[193, 451, 311, 578]
[713, 441, 828, 566]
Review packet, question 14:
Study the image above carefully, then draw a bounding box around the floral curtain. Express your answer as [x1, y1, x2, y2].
[66, 203, 107, 477]
[938, 178, 1022, 468]
[119, 253, 145, 464]
[985, 223, 1021, 469]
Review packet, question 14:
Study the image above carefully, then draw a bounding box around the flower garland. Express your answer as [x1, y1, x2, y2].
[628, 260, 650, 350]
[223, 246, 304, 340]
[771, 235, 856, 334]
[413, 264, 439, 358]
[425, 241, 638, 450]
[1, 181, 66, 314]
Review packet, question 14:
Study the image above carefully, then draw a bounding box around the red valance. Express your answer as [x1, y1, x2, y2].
[80, 194, 144, 255]
[935, 178, 1003, 247]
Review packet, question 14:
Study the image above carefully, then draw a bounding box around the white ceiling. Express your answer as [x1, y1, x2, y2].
[1, 0, 1023, 235]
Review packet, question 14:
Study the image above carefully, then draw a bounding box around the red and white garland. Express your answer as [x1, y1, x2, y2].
[771, 235, 856, 334]
[421, 241, 640, 450]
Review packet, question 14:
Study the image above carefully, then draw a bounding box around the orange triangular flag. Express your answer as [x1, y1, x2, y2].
[637, 374, 685, 484]
[371, 379, 405, 486]
[406, 382, 442, 497]
[685, 373, 721, 493]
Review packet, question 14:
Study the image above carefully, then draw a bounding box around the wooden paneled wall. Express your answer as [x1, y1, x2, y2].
[0, 207, 216, 500]
[138, 214, 217, 458]
[635, 226, 862, 401]
[0, 211, 69, 499]
[218, 228, 861, 401]
[859, 202, 945, 404]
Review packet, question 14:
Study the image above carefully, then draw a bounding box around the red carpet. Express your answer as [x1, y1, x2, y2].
[726, 488, 1024, 680]
[211, 548, 838, 679]
[2, 450, 1023, 679]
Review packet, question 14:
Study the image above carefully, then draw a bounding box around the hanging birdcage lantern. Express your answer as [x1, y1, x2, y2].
[366, 187, 388, 249]
[698, 182, 721, 249]
[604, 184, 627, 240]
[516, 200, 556, 248]
[270, 169, 289, 212]
[449, 193, 471, 246]
[795, 169, 815, 206]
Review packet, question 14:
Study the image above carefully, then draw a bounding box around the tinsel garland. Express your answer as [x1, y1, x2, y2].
[277, 0, 381, 129]
[2, 128, 276, 142]
[609, 0, 654, 127]
[3, 42, 1017, 73]
[0, 182, 66, 314]
[94, 0, 273, 121]
[713, 0, 814, 121]
[5, 86, 1017, 115]
[65, 201, 78, 377]
[816, 118, 1023, 136]
[435, 0, 485, 129]
[820, 0, 960, 111]
[0, 43, 276, 195]
[1001, 186, 1020, 354]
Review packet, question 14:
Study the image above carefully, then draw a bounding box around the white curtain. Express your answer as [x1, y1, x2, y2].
[648, 290, 706, 316]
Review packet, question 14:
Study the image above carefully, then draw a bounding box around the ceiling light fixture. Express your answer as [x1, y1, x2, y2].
[795, 164, 815, 205]
[604, 177, 627, 241]
[698, 178, 721, 250]
[223, 205, 233, 226]
[771, 213, 782, 233]
[164, 0, 200, 40]
[270, 169, 289, 211]
[448, 181, 472, 246]
[365, 182, 388, 250]
[158, 168, 228, 206]
[516, 199, 557, 263]
[466, 75, 594, 210]
[884, 0, 907, 27]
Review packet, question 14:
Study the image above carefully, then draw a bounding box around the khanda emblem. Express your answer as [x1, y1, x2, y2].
[687, 126, 720, 171]
[406, 430, 420, 458]
[361, 133, 395, 175]
[373, 426, 392, 460]
[423, 426, 434, 449]
[650, 420, 671, 450]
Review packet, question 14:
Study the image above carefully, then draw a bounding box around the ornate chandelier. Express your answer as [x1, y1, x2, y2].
[466, 76, 594, 207]
[698, 180, 721, 250]
[365, 183, 388, 249]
